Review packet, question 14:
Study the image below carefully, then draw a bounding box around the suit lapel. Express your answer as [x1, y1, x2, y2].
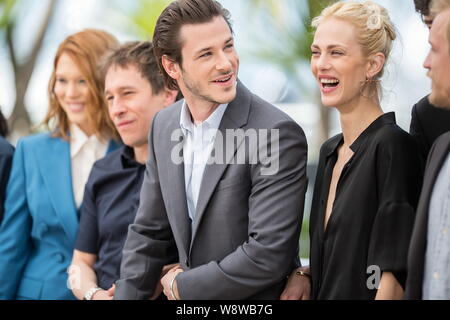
[35, 137, 78, 245]
[190, 81, 251, 249]
[165, 103, 192, 257]
[421, 134, 450, 208]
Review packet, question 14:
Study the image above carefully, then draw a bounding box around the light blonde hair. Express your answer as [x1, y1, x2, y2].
[431, 0, 450, 52]
[312, 1, 397, 98]
[44, 29, 120, 141]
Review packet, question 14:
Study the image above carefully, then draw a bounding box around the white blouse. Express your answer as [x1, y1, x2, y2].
[70, 125, 108, 208]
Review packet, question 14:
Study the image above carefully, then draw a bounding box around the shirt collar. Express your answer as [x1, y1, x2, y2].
[350, 112, 396, 153]
[120, 146, 144, 169]
[70, 124, 105, 158]
[70, 124, 90, 158]
[325, 112, 396, 158]
[179, 100, 228, 137]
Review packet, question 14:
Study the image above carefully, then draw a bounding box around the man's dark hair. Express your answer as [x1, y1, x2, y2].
[0, 109, 9, 137]
[414, 0, 432, 16]
[101, 41, 165, 95]
[153, 0, 233, 90]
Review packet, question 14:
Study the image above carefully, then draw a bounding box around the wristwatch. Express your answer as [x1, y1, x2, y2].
[83, 287, 102, 300]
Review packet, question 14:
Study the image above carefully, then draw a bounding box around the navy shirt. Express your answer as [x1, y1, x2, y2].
[75, 146, 145, 289]
[0, 136, 14, 223]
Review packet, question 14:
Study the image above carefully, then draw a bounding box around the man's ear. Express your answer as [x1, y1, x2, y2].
[162, 89, 180, 107]
[366, 52, 386, 79]
[161, 55, 181, 81]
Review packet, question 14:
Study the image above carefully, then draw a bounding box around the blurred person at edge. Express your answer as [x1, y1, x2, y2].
[0, 29, 121, 300]
[69, 41, 179, 300]
[406, 0, 450, 300]
[410, 0, 450, 161]
[0, 109, 14, 224]
[281, 1, 422, 300]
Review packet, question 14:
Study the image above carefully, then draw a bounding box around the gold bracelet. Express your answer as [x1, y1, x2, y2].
[296, 270, 311, 279]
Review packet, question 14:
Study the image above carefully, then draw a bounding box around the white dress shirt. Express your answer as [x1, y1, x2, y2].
[70, 125, 108, 208]
[180, 101, 228, 222]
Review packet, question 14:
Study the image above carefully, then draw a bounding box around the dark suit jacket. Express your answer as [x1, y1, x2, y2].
[410, 95, 450, 160]
[115, 81, 308, 300]
[405, 132, 450, 299]
[0, 136, 14, 223]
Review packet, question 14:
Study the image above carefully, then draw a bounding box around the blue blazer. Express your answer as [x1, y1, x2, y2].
[0, 136, 14, 223]
[0, 133, 120, 300]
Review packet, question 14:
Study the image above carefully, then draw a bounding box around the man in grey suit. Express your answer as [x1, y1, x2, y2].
[406, 0, 450, 300]
[114, 0, 308, 300]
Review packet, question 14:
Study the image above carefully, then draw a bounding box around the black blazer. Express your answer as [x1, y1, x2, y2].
[0, 136, 14, 223]
[405, 132, 450, 299]
[410, 95, 450, 160]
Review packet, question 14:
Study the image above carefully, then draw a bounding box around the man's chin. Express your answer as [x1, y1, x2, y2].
[217, 88, 237, 104]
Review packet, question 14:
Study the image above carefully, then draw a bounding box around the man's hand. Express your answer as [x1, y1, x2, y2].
[150, 263, 181, 300]
[92, 286, 114, 301]
[280, 267, 311, 300]
[161, 265, 184, 300]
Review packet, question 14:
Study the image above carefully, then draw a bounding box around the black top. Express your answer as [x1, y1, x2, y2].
[75, 146, 145, 289]
[0, 136, 14, 223]
[310, 113, 423, 300]
[410, 95, 450, 160]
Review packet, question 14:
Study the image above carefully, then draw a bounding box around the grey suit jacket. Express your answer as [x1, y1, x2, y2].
[115, 81, 308, 300]
[405, 131, 450, 299]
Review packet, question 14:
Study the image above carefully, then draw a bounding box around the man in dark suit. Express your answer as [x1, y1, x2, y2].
[114, 0, 308, 300]
[406, 1, 450, 299]
[0, 110, 14, 223]
[410, 96, 450, 159]
[410, 0, 450, 160]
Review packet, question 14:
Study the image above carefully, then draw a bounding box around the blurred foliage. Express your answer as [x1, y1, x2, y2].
[0, 0, 16, 29]
[1, 0, 56, 140]
[247, 0, 337, 149]
[129, 0, 172, 38]
[248, 0, 337, 93]
[300, 216, 310, 259]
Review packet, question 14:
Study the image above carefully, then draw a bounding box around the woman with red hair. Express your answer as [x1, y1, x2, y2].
[0, 29, 121, 300]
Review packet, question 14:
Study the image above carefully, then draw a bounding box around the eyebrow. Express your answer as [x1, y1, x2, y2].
[105, 86, 136, 95]
[195, 37, 234, 56]
[311, 44, 346, 50]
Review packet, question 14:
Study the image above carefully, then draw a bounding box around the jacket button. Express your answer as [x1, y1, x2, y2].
[56, 253, 65, 263]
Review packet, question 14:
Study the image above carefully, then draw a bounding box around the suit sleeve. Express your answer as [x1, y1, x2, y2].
[114, 113, 178, 300]
[176, 119, 308, 299]
[0, 140, 32, 299]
